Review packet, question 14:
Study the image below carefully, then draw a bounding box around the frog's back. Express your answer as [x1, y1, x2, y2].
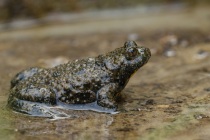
[9, 57, 111, 103]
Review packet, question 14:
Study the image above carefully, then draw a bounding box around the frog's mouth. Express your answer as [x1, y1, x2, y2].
[137, 47, 151, 63]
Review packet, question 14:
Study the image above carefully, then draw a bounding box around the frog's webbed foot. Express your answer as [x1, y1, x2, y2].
[97, 83, 119, 109]
[11, 67, 44, 88]
[8, 98, 70, 119]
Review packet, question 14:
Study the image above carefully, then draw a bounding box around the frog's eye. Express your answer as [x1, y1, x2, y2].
[125, 47, 138, 60]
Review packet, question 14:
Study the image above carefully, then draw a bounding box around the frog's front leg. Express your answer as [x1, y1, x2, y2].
[97, 83, 119, 109]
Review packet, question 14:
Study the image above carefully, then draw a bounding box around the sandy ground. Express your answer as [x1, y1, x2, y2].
[0, 5, 210, 140]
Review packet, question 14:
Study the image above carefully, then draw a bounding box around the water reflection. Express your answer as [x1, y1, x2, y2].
[12, 111, 114, 139]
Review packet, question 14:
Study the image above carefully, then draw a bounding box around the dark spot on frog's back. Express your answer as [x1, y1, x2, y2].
[7, 41, 151, 118]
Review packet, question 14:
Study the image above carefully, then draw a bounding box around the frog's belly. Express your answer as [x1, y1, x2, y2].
[54, 101, 118, 114]
[8, 97, 117, 120]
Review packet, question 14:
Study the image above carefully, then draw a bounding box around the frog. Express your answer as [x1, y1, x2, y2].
[7, 41, 151, 118]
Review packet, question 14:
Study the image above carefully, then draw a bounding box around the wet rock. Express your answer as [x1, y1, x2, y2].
[115, 127, 134, 132]
[146, 127, 156, 132]
[156, 105, 170, 108]
[180, 40, 189, 47]
[205, 35, 210, 43]
[171, 99, 183, 104]
[204, 87, 210, 92]
[163, 117, 176, 122]
[140, 99, 155, 106]
[164, 49, 176, 57]
[194, 50, 209, 60]
[158, 34, 179, 57]
[164, 105, 182, 114]
[194, 114, 209, 120]
[159, 34, 178, 47]
[145, 99, 155, 105]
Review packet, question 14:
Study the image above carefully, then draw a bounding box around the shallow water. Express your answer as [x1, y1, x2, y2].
[0, 97, 15, 140]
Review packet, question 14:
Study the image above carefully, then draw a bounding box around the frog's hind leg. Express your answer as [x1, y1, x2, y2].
[8, 97, 69, 119]
[8, 86, 69, 119]
[11, 67, 44, 88]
